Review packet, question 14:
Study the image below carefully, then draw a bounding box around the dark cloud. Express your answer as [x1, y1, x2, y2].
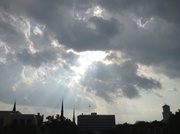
[97, 0, 180, 23]
[61, 51, 80, 66]
[16, 48, 79, 68]
[96, 0, 180, 78]
[0, 0, 11, 11]
[0, 0, 179, 106]
[118, 22, 180, 78]
[55, 16, 123, 51]
[0, 14, 16, 35]
[9, 0, 178, 79]
[89, 16, 121, 37]
[0, 0, 124, 51]
[16, 49, 57, 67]
[81, 60, 161, 101]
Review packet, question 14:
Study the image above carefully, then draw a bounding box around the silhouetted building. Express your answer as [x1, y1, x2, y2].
[78, 112, 115, 134]
[162, 104, 172, 122]
[0, 111, 21, 127]
[73, 108, 75, 123]
[36, 113, 44, 125]
[11, 114, 39, 125]
[0, 102, 43, 127]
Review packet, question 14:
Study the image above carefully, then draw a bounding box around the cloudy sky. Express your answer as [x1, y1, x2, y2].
[0, 0, 180, 124]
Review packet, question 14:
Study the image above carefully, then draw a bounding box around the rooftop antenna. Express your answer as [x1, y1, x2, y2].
[89, 104, 91, 114]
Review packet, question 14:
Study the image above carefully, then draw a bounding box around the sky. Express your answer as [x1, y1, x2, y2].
[0, 0, 180, 124]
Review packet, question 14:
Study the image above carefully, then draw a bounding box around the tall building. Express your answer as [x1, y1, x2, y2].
[162, 104, 172, 121]
[78, 112, 115, 134]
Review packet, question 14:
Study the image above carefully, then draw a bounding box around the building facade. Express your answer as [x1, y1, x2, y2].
[0, 111, 21, 127]
[78, 112, 115, 134]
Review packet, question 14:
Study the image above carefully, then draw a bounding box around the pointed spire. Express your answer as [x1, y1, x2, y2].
[73, 108, 75, 123]
[13, 100, 16, 112]
[60, 100, 64, 120]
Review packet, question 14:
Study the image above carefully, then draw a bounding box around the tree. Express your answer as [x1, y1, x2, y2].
[46, 115, 54, 123]
[45, 115, 78, 134]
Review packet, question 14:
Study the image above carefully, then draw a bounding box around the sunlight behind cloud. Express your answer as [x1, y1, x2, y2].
[93, 6, 103, 17]
[71, 51, 106, 84]
[78, 51, 106, 71]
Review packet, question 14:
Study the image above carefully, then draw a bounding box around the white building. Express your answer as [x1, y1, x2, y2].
[78, 112, 115, 134]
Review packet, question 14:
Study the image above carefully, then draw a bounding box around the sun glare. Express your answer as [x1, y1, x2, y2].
[78, 51, 106, 68]
[93, 6, 103, 17]
[72, 51, 106, 78]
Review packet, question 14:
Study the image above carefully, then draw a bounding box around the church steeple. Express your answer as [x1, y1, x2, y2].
[13, 101, 16, 112]
[73, 108, 75, 123]
[60, 100, 64, 120]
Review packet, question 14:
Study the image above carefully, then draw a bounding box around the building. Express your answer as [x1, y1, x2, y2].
[78, 112, 115, 134]
[11, 114, 39, 125]
[0, 111, 21, 127]
[0, 101, 43, 127]
[162, 104, 172, 122]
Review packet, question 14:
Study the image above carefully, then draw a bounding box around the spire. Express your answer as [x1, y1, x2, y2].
[73, 108, 75, 123]
[60, 100, 64, 120]
[13, 101, 16, 112]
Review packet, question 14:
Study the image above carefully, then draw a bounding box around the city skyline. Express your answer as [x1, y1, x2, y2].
[0, 0, 180, 124]
[0, 100, 175, 124]
[0, 101, 178, 134]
